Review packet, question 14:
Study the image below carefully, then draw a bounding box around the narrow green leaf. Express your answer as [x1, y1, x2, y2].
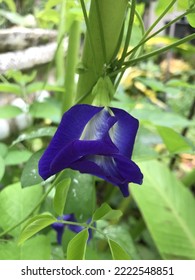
[53, 178, 71, 216]
[108, 239, 131, 260]
[21, 150, 43, 187]
[0, 105, 22, 119]
[0, 83, 21, 95]
[157, 126, 193, 154]
[92, 203, 122, 222]
[12, 127, 57, 145]
[130, 160, 195, 259]
[67, 229, 88, 260]
[18, 213, 56, 245]
[0, 156, 5, 181]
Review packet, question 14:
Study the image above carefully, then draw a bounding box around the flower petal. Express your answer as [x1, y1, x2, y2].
[109, 107, 139, 158]
[39, 104, 103, 179]
[48, 139, 119, 179]
[80, 107, 117, 140]
[69, 154, 143, 197]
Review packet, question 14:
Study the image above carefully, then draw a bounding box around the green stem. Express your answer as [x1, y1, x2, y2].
[115, 4, 145, 89]
[111, 33, 195, 76]
[76, 0, 128, 104]
[0, 175, 63, 238]
[119, 0, 136, 66]
[55, 0, 67, 86]
[144, 0, 177, 39]
[125, 9, 191, 59]
[63, 20, 80, 112]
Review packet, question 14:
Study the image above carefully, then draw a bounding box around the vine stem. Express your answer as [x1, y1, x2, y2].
[110, 33, 195, 77]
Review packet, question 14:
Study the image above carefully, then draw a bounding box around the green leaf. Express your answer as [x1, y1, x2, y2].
[0, 235, 51, 260]
[0, 142, 8, 157]
[0, 183, 42, 236]
[26, 82, 64, 94]
[0, 105, 22, 119]
[21, 150, 44, 187]
[53, 178, 71, 216]
[0, 156, 5, 180]
[64, 171, 96, 222]
[0, 83, 21, 95]
[29, 100, 61, 123]
[4, 149, 32, 165]
[67, 229, 88, 260]
[18, 213, 56, 245]
[12, 127, 57, 146]
[157, 126, 193, 154]
[2, 0, 16, 12]
[131, 106, 191, 128]
[92, 203, 122, 222]
[130, 160, 195, 259]
[108, 239, 131, 260]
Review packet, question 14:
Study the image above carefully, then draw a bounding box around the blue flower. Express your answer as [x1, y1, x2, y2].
[39, 104, 143, 196]
[52, 214, 92, 244]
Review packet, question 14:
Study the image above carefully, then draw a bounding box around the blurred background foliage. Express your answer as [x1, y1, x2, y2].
[0, 0, 195, 260]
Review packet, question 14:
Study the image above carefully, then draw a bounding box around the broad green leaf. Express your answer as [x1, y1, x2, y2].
[0, 183, 42, 236]
[92, 203, 122, 222]
[0, 155, 5, 180]
[5, 149, 32, 165]
[130, 160, 195, 259]
[12, 127, 57, 145]
[98, 220, 140, 260]
[108, 239, 131, 260]
[18, 213, 56, 245]
[29, 100, 61, 123]
[0, 105, 22, 119]
[131, 107, 191, 128]
[67, 229, 88, 260]
[0, 235, 50, 260]
[0, 142, 8, 157]
[0, 83, 21, 95]
[155, 0, 173, 15]
[53, 178, 71, 216]
[157, 126, 193, 154]
[187, 11, 195, 27]
[64, 171, 96, 222]
[21, 150, 44, 187]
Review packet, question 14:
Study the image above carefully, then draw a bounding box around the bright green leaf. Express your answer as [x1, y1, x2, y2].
[0, 156, 5, 180]
[0, 143, 8, 158]
[157, 126, 193, 154]
[108, 239, 131, 260]
[29, 100, 61, 123]
[21, 150, 44, 187]
[0, 105, 22, 119]
[0, 183, 42, 236]
[18, 213, 56, 245]
[2, 0, 16, 12]
[64, 171, 96, 222]
[53, 178, 71, 216]
[92, 203, 122, 222]
[130, 160, 195, 259]
[67, 229, 88, 260]
[0, 83, 21, 95]
[12, 127, 57, 146]
[0, 235, 51, 260]
[5, 149, 32, 165]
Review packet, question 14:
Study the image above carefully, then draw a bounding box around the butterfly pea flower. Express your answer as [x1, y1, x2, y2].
[52, 214, 92, 244]
[39, 104, 143, 197]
